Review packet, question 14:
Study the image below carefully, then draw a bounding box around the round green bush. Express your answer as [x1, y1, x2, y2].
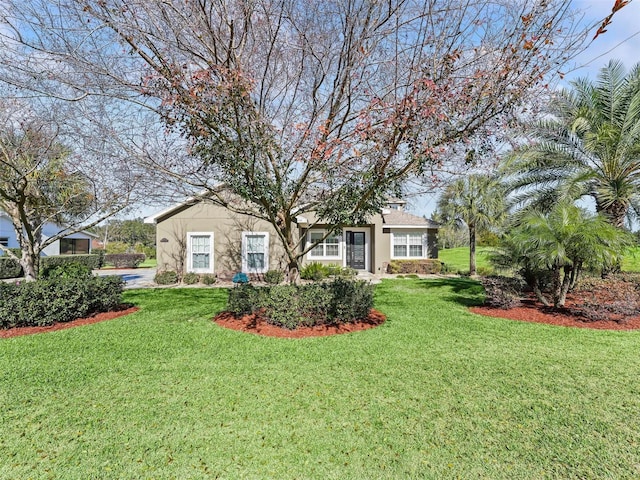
[201, 274, 217, 285]
[41, 262, 92, 280]
[154, 270, 178, 285]
[182, 272, 200, 285]
[264, 270, 285, 284]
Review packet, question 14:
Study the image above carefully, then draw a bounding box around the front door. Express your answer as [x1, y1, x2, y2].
[346, 231, 366, 270]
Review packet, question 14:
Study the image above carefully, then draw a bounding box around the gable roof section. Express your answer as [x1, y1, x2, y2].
[382, 209, 439, 228]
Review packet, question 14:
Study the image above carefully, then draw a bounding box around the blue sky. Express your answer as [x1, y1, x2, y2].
[411, 0, 640, 219]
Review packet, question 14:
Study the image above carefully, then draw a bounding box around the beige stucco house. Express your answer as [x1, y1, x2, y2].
[145, 197, 438, 278]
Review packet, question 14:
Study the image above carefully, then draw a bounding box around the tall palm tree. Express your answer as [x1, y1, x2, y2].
[437, 174, 506, 275]
[504, 60, 640, 228]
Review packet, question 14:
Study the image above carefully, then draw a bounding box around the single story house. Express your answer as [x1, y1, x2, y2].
[0, 211, 97, 256]
[145, 196, 439, 278]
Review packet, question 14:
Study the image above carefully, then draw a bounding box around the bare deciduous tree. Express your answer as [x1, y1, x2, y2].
[0, 0, 589, 280]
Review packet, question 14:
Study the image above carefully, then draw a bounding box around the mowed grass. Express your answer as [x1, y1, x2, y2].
[439, 246, 493, 273]
[2, 280, 640, 478]
[442, 245, 640, 274]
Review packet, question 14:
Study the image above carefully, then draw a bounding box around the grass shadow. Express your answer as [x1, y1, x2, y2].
[414, 277, 485, 307]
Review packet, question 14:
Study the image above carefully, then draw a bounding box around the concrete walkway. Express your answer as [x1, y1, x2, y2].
[94, 268, 157, 289]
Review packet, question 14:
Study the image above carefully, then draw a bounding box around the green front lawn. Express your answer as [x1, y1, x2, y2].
[2, 280, 640, 478]
[438, 246, 493, 274]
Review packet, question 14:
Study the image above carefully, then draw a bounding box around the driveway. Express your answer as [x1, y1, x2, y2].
[94, 268, 157, 289]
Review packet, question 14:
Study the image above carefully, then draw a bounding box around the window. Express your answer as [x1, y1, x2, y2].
[392, 232, 425, 258]
[242, 232, 269, 273]
[187, 232, 214, 273]
[0, 237, 8, 247]
[59, 238, 90, 255]
[307, 230, 341, 259]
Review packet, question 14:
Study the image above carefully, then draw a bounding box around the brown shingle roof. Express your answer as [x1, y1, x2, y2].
[382, 209, 439, 227]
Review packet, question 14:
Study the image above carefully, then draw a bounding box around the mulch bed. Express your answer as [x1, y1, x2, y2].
[214, 309, 387, 338]
[471, 295, 640, 331]
[0, 305, 139, 339]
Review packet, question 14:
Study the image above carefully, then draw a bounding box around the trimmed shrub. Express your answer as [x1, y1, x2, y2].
[264, 270, 285, 285]
[263, 285, 300, 329]
[154, 270, 179, 285]
[40, 254, 102, 274]
[328, 278, 374, 322]
[92, 248, 106, 269]
[201, 274, 217, 285]
[0, 276, 124, 329]
[0, 257, 23, 279]
[387, 259, 443, 274]
[104, 253, 146, 268]
[182, 272, 200, 285]
[298, 283, 332, 326]
[41, 262, 92, 280]
[226, 279, 374, 329]
[227, 284, 262, 316]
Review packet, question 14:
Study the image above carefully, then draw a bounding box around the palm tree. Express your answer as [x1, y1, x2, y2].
[437, 174, 506, 275]
[491, 203, 633, 308]
[504, 60, 640, 228]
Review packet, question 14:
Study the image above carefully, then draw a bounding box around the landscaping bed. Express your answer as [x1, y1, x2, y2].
[0, 305, 138, 339]
[214, 308, 386, 338]
[474, 274, 640, 330]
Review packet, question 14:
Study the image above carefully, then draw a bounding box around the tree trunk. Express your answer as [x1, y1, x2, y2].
[531, 278, 551, 307]
[19, 249, 39, 282]
[551, 266, 563, 308]
[469, 223, 476, 276]
[554, 265, 572, 308]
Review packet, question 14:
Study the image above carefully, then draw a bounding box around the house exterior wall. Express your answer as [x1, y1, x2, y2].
[155, 202, 291, 279]
[0, 214, 94, 256]
[299, 215, 439, 274]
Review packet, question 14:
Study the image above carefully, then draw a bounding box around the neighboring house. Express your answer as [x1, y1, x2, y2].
[145, 196, 439, 278]
[0, 211, 97, 256]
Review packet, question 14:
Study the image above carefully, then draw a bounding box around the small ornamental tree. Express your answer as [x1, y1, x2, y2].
[491, 203, 633, 308]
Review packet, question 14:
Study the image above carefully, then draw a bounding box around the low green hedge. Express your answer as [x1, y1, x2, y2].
[387, 259, 443, 274]
[0, 257, 23, 279]
[41, 254, 103, 274]
[0, 253, 104, 279]
[104, 253, 145, 268]
[227, 278, 374, 329]
[0, 275, 124, 329]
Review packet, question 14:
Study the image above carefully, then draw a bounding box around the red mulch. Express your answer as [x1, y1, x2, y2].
[471, 296, 640, 331]
[0, 306, 139, 339]
[214, 309, 387, 338]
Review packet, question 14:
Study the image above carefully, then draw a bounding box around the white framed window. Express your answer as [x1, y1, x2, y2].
[392, 231, 426, 259]
[0, 237, 8, 247]
[187, 232, 214, 273]
[242, 232, 269, 273]
[307, 230, 341, 260]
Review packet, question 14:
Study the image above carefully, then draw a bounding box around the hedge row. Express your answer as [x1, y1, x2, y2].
[0, 257, 23, 279]
[104, 253, 146, 268]
[387, 259, 443, 274]
[0, 276, 124, 329]
[41, 254, 104, 274]
[0, 253, 104, 279]
[227, 278, 374, 329]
